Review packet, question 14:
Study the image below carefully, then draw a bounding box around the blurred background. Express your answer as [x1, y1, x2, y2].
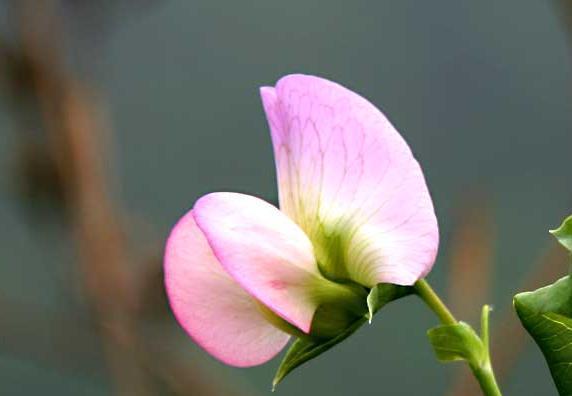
[1, 0, 572, 395]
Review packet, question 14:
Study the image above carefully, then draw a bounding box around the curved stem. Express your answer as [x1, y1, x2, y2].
[413, 279, 502, 396]
[413, 279, 456, 325]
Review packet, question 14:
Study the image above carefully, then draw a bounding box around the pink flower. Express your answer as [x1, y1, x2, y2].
[164, 74, 439, 367]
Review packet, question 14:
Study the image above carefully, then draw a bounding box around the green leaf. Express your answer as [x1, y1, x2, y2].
[514, 276, 572, 395]
[272, 317, 366, 390]
[366, 283, 413, 323]
[550, 214, 572, 253]
[427, 322, 486, 367]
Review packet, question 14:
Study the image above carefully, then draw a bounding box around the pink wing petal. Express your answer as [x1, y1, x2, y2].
[260, 74, 439, 287]
[193, 192, 329, 334]
[164, 209, 290, 367]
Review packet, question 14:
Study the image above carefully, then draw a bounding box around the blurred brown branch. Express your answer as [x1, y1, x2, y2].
[556, 0, 572, 38]
[14, 2, 152, 394]
[1, 1, 244, 395]
[447, 190, 494, 325]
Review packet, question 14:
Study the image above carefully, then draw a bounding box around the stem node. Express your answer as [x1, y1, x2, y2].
[414, 279, 502, 396]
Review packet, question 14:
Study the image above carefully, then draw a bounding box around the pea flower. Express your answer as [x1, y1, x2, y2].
[164, 74, 438, 370]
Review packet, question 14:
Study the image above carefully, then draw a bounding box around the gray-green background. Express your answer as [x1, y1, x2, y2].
[2, 0, 572, 394]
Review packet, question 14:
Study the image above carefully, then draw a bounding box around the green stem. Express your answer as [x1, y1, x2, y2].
[413, 279, 456, 325]
[413, 279, 502, 396]
[471, 305, 501, 396]
[480, 305, 491, 359]
[471, 362, 501, 396]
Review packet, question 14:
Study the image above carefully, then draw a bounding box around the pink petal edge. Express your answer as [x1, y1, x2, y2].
[164, 209, 290, 367]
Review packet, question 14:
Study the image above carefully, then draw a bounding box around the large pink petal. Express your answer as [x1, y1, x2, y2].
[260, 74, 439, 287]
[164, 209, 290, 367]
[194, 192, 343, 334]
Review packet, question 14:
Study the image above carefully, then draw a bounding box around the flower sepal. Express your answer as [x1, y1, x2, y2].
[366, 283, 413, 323]
[272, 282, 412, 389]
[260, 278, 369, 340]
[272, 317, 366, 390]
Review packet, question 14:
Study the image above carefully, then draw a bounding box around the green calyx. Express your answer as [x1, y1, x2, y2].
[309, 290, 366, 339]
[256, 302, 310, 340]
[258, 277, 369, 340]
[272, 317, 367, 391]
[271, 282, 413, 389]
